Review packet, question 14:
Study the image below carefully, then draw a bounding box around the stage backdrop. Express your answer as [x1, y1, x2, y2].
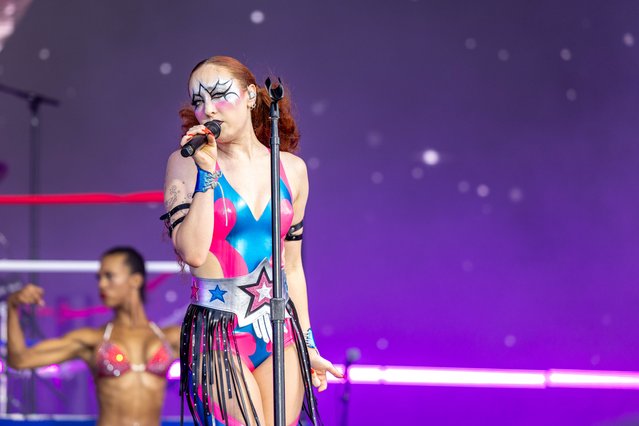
[2, 1, 639, 424]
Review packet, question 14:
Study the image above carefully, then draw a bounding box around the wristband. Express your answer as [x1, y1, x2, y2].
[305, 328, 318, 352]
[194, 168, 221, 194]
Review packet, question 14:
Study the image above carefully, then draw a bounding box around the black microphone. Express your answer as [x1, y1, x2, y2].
[180, 120, 222, 158]
[345, 347, 361, 371]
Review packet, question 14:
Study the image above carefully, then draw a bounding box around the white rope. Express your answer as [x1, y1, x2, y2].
[0, 259, 183, 273]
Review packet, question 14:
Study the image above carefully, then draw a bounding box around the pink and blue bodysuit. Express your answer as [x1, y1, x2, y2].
[163, 162, 320, 426]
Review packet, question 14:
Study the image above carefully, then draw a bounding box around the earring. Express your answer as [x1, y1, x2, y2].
[250, 103, 256, 110]
[248, 91, 256, 99]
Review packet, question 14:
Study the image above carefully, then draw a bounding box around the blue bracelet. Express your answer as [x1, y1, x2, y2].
[305, 328, 318, 351]
[194, 168, 221, 194]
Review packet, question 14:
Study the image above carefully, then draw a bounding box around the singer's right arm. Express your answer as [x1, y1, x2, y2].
[164, 151, 214, 268]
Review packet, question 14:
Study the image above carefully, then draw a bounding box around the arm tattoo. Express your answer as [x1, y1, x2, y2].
[165, 185, 179, 210]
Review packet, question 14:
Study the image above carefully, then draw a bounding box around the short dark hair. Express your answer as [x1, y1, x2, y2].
[101, 246, 146, 303]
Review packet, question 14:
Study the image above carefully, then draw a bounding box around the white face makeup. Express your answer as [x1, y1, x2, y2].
[190, 77, 242, 109]
[188, 65, 253, 136]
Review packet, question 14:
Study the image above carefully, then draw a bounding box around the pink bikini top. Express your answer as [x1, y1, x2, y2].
[96, 322, 173, 378]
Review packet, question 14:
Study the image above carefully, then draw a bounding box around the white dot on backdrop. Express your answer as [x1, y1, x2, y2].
[509, 187, 523, 203]
[4, 3, 16, 16]
[462, 260, 474, 272]
[250, 10, 265, 24]
[30, 117, 39, 127]
[560, 48, 572, 61]
[504, 335, 517, 348]
[165, 290, 177, 303]
[367, 131, 383, 148]
[497, 49, 510, 61]
[623, 32, 635, 47]
[477, 184, 490, 197]
[0, 21, 14, 40]
[458, 181, 470, 193]
[159, 62, 172, 75]
[371, 171, 384, 184]
[376, 338, 389, 350]
[38, 48, 50, 61]
[308, 157, 320, 170]
[411, 167, 424, 179]
[590, 354, 601, 366]
[566, 88, 577, 101]
[422, 149, 440, 166]
[310, 100, 327, 116]
[465, 38, 477, 50]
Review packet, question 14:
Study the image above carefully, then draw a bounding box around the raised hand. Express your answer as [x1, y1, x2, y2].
[8, 284, 45, 308]
[180, 124, 218, 172]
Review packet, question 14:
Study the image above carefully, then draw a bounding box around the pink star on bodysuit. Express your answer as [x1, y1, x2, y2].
[239, 268, 273, 316]
[191, 281, 199, 301]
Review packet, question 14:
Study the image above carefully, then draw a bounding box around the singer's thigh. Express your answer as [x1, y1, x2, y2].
[202, 350, 267, 426]
[253, 344, 304, 426]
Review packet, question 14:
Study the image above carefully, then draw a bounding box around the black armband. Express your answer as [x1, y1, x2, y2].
[285, 220, 303, 241]
[160, 203, 191, 237]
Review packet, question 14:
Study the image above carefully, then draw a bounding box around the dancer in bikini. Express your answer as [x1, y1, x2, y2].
[7, 247, 180, 426]
[162, 56, 341, 426]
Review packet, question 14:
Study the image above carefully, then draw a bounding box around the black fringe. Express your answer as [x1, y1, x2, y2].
[179, 301, 321, 426]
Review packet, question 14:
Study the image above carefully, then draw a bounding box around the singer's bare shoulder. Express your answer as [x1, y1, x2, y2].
[280, 152, 309, 201]
[165, 150, 197, 183]
[167, 149, 198, 172]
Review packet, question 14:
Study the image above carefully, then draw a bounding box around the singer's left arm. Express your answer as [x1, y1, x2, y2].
[283, 154, 342, 391]
[283, 154, 312, 335]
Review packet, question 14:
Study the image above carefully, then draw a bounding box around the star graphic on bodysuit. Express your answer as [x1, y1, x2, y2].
[239, 266, 273, 317]
[190, 281, 199, 301]
[208, 285, 227, 303]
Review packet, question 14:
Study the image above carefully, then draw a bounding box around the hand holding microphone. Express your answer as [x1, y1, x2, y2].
[179, 120, 221, 171]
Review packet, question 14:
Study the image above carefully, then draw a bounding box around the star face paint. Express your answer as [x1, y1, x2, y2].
[190, 78, 241, 110]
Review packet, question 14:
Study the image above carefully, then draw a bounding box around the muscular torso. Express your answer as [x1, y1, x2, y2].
[81, 326, 175, 426]
[95, 372, 166, 426]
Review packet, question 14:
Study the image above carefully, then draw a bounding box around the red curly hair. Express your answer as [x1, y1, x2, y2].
[179, 56, 300, 153]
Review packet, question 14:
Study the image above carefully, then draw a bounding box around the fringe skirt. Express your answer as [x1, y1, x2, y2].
[179, 300, 321, 426]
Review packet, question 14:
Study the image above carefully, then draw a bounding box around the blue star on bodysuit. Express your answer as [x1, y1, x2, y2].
[209, 285, 227, 303]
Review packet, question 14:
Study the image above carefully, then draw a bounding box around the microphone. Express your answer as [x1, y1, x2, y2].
[344, 347, 361, 371]
[180, 120, 222, 158]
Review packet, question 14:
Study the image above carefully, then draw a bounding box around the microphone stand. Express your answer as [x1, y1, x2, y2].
[339, 365, 353, 426]
[0, 83, 59, 279]
[266, 77, 286, 426]
[339, 348, 360, 426]
[0, 83, 59, 414]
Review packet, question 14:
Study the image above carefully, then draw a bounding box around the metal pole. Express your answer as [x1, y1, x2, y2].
[25, 97, 41, 414]
[266, 77, 286, 426]
[0, 83, 59, 414]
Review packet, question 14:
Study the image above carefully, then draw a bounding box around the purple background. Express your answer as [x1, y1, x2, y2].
[2, 0, 639, 424]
